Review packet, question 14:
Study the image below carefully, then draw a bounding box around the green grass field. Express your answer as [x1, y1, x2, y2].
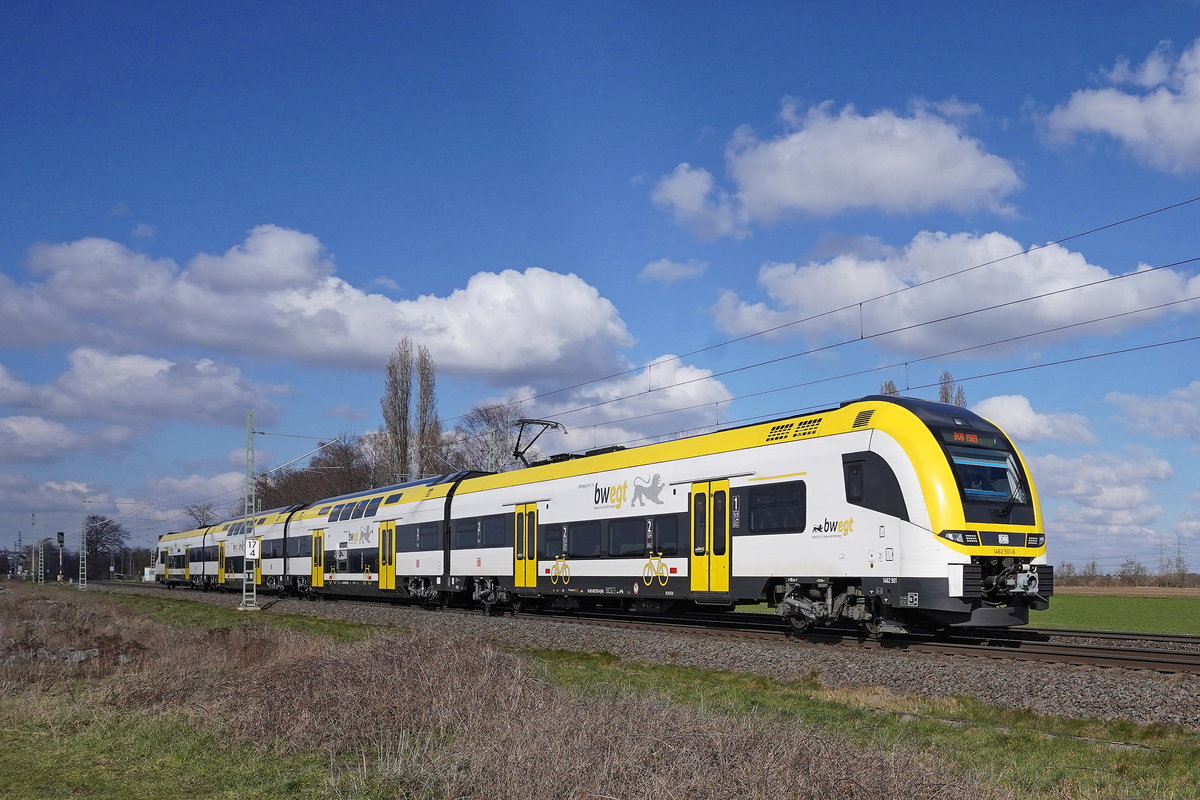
[1031, 593, 1200, 636]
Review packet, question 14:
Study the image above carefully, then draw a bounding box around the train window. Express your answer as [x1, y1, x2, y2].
[416, 525, 442, 551]
[842, 452, 909, 521]
[384, 493, 402, 505]
[337, 504, 357, 522]
[692, 493, 707, 554]
[654, 517, 679, 556]
[481, 515, 510, 548]
[568, 521, 602, 558]
[713, 491, 727, 556]
[748, 481, 806, 533]
[453, 519, 479, 549]
[349, 500, 369, 520]
[317, 506, 331, 515]
[609, 518, 644, 557]
[845, 462, 864, 502]
[360, 549, 379, 573]
[364, 497, 384, 517]
[328, 504, 345, 521]
[539, 526, 564, 559]
[396, 525, 417, 552]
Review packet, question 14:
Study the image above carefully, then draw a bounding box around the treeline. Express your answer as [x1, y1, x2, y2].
[1056, 557, 1196, 588]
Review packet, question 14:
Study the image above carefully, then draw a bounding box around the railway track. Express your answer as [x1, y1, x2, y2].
[96, 582, 1200, 674]
[534, 607, 1200, 674]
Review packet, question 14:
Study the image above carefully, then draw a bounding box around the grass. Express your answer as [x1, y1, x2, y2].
[0, 699, 389, 800]
[6, 582, 1200, 799]
[528, 648, 1200, 800]
[104, 590, 379, 642]
[1030, 593, 1200, 635]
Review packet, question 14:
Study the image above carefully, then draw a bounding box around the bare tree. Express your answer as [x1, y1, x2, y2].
[381, 338, 414, 483]
[84, 514, 128, 579]
[938, 370, 967, 407]
[446, 401, 536, 473]
[880, 378, 899, 396]
[183, 503, 218, 527]
[415, 342, 443, 477]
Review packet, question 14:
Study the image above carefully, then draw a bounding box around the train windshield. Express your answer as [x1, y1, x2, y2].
[945, 445, 1026, 505]
[935, 428, 1030, 522]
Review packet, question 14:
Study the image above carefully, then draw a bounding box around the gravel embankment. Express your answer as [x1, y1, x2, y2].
[104, 585, 1200, 729]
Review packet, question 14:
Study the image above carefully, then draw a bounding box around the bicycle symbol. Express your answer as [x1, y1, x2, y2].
[641, 551, 669, 586]
[550, 554, 571, 585]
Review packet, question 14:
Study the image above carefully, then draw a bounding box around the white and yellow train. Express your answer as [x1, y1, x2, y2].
[157, 395, 1052, 631]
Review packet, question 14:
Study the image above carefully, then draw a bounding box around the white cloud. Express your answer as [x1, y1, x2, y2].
[529, 356, 735, 453]
[141, 472, 244, 510]
[1107, 381, 1200, 441]
[131, 223, 157, 239]
[0, 416, 132, 461]
[3, 226, 635, 384]
[1045, 38, 1200, 173]
[973, 395, 1096, 444]
[711, 230, 1200, 354]
[1033, 451, 1171, 542]
[638, 258, 708, 284]
[650, 164, 745, 240]
[0, 349, 284, 426]
[653, 98, 1020, 238]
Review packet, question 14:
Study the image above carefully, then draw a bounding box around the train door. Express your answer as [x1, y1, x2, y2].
[254, 538, 263, 585]
[514, 503, 538, 589]
[217, 541, 226, 584]
[184, 545, 191, 580]
[379, 521, 396, 590]
[689, 480, 731, 593]
[311, 529, 325, 588]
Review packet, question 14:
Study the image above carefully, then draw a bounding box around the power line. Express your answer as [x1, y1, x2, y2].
[436, 194, 1200, 424]
[523, 254, 1200, 427]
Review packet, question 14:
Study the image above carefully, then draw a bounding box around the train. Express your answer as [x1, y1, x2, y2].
[156, 395, 1053, 632]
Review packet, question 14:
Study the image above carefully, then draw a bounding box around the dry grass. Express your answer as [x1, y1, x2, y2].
[1, 585, 1003, 799]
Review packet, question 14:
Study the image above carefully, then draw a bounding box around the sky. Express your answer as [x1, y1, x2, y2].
[2, 1, 1199, 574]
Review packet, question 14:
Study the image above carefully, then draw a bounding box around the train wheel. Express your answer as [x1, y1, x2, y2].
[787, 616, 809, 634]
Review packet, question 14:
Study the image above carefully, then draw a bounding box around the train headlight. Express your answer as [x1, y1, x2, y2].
[1027, 534, 1045, 547]
[938, 530, 979, 546]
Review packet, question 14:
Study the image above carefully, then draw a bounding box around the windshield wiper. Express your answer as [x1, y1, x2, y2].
[993, 470, 1025, 520]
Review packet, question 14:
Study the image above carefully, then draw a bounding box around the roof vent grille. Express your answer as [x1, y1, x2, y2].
[852, 410, 875, 428]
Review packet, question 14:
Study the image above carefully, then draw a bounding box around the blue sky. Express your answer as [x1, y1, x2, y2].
[2, 1, 1199, 574]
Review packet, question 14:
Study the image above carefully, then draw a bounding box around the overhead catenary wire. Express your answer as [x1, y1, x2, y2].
[435, 194, 1200, 425]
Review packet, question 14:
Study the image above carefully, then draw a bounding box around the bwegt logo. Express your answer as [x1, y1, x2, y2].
[812, 518, 855, 535]
[595, 481, 629, 509]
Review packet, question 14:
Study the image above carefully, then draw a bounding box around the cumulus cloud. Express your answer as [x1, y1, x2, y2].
[528, 356, 735, 454]
[973, 395, 1096, 444]
[1045, 38, 1200, 173]
[652, 98, 1020, 238]
[0, 349, 283, 426]
[1, 225, 635, 384]
[711, 229, 1200, 354]
[638, 258, 708, 284]
[1032, 451, 1170, 542]
[0, 416, 132, 461]
[140, 472, 245, 510]
[1107, 381, 1200, 441]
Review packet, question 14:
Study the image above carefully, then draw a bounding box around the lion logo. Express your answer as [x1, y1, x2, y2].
[631, 474, 666, 506]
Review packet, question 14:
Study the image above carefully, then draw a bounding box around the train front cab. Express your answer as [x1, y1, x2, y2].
[869, 396, 1052, 628]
